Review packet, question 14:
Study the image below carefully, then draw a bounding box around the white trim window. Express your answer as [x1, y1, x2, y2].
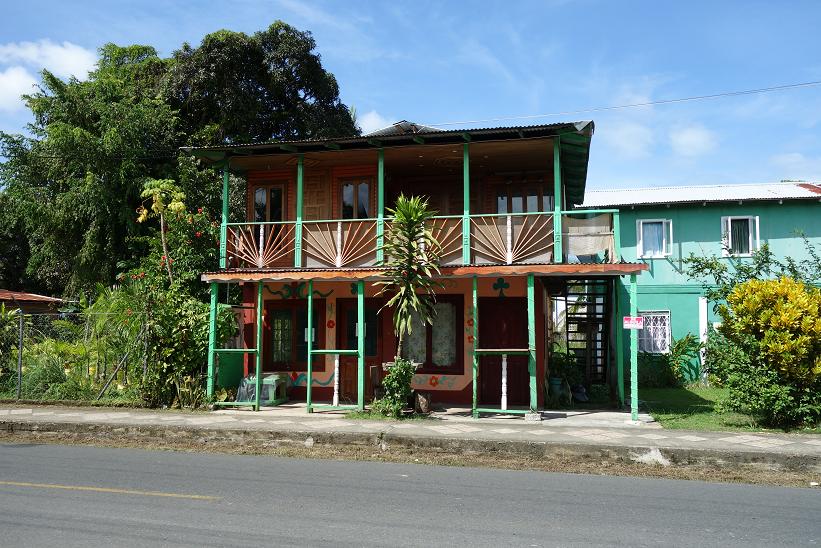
[637, 219, 673, 258]
[638, 311, 671, 354]
[721, 216, 759, 256]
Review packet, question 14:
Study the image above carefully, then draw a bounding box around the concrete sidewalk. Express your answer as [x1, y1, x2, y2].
[2, 403, 819, 466]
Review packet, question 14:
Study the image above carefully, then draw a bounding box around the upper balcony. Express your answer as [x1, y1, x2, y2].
[223, 209, 620, 270]
[185, 121, 634, 276]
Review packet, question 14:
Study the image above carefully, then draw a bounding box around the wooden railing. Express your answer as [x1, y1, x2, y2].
[302, 219, 379, 268]
[222, 210, 619, 269]
[470, 212, 555, 265]
[226, 222, 295, 269]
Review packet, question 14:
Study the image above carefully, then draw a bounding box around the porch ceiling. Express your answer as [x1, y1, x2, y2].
[182, 121, 594, 205]
[201, 262, 647, 283]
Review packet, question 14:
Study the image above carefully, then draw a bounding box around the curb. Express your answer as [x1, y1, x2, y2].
[3, 419, 819, 473]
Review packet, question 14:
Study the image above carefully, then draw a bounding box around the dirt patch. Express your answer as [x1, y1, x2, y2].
[2, 429, 817, 489]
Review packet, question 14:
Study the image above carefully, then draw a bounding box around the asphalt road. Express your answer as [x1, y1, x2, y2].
[0, 443, 818, 547]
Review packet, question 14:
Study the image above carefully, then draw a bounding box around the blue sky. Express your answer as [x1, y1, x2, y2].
[1, 0, 820, 189]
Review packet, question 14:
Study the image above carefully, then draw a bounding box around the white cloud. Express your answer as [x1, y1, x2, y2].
[600, 120, 654, 159]
[669, 124, 717, 157]
[0, 39, 96, 80]
[0, 66, 37, 112]
[770, 152, 821, 180]
[358, 110, 393, 134]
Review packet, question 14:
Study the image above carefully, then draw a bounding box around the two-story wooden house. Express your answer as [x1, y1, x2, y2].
[187, 120, 647, 418]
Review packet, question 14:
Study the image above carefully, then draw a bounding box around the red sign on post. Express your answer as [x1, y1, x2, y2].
[623, 316, 644, 330]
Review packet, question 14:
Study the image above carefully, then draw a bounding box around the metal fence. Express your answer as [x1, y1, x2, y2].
[0, 311, 148, 401]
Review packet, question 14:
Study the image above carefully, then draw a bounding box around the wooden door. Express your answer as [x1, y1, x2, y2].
[478, 297, 529, 406]
[337, 299, 383, 403]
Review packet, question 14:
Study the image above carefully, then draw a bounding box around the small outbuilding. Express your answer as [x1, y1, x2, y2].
[0, 290, 63, 314]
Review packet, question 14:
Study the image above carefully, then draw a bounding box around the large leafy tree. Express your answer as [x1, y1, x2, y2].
[165, 22, 358, 144]
[0, 22, 357, 297]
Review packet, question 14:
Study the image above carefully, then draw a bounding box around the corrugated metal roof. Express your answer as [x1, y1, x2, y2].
[182, 120, 593, 150]
[580, 182, 821, 207]
[0, 290, 63, 303]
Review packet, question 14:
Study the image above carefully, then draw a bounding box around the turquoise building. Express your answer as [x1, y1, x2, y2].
[583, 182, 821, 381]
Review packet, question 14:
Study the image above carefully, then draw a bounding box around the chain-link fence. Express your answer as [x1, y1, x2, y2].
[0, 310, 148, 402]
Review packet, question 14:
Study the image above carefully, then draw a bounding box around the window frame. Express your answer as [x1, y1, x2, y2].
[637, 310, 671, 354]
[721, 215, 759, 257]
[494, 183, 555, 214]
[339, 177, 374, 220]
[636, 218, 673, 259]
[401, 294, 464, 374]
[248, 182, 288, 223]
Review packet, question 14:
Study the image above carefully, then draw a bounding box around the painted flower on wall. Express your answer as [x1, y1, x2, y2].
[429, 376, 439, 387]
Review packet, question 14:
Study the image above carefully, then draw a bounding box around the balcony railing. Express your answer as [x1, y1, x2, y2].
[224, 210, 619, 270]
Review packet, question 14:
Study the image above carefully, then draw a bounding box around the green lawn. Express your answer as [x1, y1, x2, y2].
[640, 386, 821, 434]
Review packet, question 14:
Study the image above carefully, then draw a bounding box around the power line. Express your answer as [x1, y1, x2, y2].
[425, 80, 821, 127]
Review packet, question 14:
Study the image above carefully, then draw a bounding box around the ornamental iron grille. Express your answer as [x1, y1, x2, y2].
[638, 311, 671, 353]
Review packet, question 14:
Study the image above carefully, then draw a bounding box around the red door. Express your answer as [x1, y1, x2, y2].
[478, 297, 529, 406]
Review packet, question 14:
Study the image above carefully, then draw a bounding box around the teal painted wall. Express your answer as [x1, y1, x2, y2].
[614, 199, 820, 382]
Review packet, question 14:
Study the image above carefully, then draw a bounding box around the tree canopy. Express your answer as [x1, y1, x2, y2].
[0, 22, 358, 296]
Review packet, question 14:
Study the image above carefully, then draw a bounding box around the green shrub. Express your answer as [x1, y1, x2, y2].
[702, 327, 748, 387]
[637, 352, 679, 388]
[371, 358, 416, 418]
[717, 277, 821, 427]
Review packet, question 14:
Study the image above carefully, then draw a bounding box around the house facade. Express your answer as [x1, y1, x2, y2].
[189, 121, 647, 417]
[582, 182, 821, 381]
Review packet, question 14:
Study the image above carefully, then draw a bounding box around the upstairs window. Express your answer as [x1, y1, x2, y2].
[637, 219, 673, 258]
[496, 185, 554, 214]
[721, 216, 759, 256]
[341, 179, 371, 219]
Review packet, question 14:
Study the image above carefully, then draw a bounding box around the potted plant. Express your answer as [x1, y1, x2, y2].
[373, 194, 441, 417]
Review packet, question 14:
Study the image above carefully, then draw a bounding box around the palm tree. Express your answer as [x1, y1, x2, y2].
[376, 194, 442, 359]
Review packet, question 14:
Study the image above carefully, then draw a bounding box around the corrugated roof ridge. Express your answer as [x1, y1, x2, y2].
[586, 181, 819, 194]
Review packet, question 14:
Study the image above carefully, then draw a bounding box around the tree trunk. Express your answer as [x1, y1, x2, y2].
[160, 213, 173, 284]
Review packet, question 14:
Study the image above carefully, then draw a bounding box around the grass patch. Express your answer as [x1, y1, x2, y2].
[641, 386, 821, 434]
[345, 410, 433, 422]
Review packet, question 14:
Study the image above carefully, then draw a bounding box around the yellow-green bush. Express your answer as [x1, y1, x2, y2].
[717, 277, 821, 426]
[721, 277, 821, 384]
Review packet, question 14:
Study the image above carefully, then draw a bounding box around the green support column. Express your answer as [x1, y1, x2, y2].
[254, 281, 263, 411]
[306, 279, 314, 413]
[613, 210, 622, 262]
[376, 149, 385, 263]
[552, 139, 562, 263]
[629, 274, 638, 421]
[220, 166, 229, 268]
[356, 280, 365, 411]
[462, 143, 471, 265]
[294, 154, 304, 267]
[206, 282, 218, 398]
[614, 278, 625, 406]
[471, 276, 479, 418]
[526, 274, 537, 413]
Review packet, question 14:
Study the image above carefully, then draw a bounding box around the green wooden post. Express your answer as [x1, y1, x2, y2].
[552, 139, 562, 263]
[629, 274, 638, 421]
[357, 280, 365, 411]
[376, 149, 385, 264]
[527, 274, 537, 413]
[254, 281, 263, 411]
[613, 210, 622, 262]
[614, 278, 625, 406]
[306, 279, 313, 413]
[206, 282, 218, 398]
[471, 275, 478, 418]
[295, 154, 304, 267]
[462, 143, 471, 265]
[220, 166, 229, 268]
